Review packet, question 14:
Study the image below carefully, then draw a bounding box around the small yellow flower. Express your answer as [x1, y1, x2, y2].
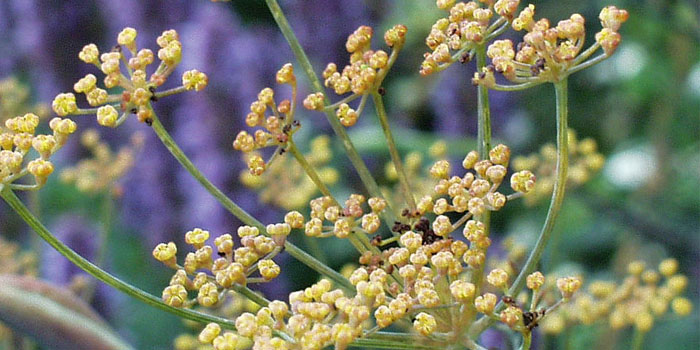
[117, 27, 138, 48]
[52, 93, 78, 116]
[198, 323, 221, 344]
[162, 284, 188, 307]
[413, 312, 436, 336]
[96, 105, 119, 127]
[182, 69, 208, 91]
[78, 44, 100, 63]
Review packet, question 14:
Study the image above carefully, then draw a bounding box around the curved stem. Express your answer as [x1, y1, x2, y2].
[372, 92, 415, 211]
[519, 333, 532, 350]
[491, 81, 544, 91]
[149, 112, 353, 291]
[509, 78, 568, 296]
[0, 188, 238, 330]
[469, 78, 569, 338]
[263, 0, 398, 225]
[567, 54, 608, 76]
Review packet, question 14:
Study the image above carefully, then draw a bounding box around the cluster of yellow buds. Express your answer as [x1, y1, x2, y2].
[512, 129, 604, 205]
[541, 258, 693, 334]
[153, 226, 285, 308]
[239, 135, 338, 210]
[473, 5, 628, 86]
[302, 194, 387, 238]
[172, 289, 260, 350]
[321, 25, 406, 96]
[0, 77, 50, 126]
[59, 129, 143, 194]
[1, 113, 76, 189]
[413, 144, 534, 223]
[55, 27, 207, 127]
[233, 64, 299, 176]
[421, 0, 518, 76]
[317, 24, 406, 127]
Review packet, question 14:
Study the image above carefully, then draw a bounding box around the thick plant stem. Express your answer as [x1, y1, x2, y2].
[631, 329, 645, 350]
[149, 113, 353, 291]
[475, 45, 492, 160]
[519, 333, 532, 350]
[0, 188, 239, 330]
[263, 0, 397, 223]
[469, 78, 569, 338]
[372, 92, 416, 211]
[470, 43, 492, 300]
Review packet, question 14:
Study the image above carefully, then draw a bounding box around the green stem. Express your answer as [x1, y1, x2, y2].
[149, 112, 353, 291]
[475, 45, 492, 160]
[519, 333, 532, 350]
[631, 329, 645, 350]
[372, 92, 416, 211]
[469, 78, 569, 338]
[263, 0, 398, 224]
[0, 188, 238, 330]
[470, 43, 492, 300]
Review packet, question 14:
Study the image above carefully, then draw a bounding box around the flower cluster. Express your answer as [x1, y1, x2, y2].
[154, 226, 285, 308]
[316, 24, 406, 127]
[240, 135, 339, 210]
[0, 234, 37, 276]
[473, 5, 629, 86]
[53, 28, 207, 127]
[512, 129, 604, 205]
[59, 129, 143, 194]
[414, 144, 534, 223]
[0, 77, 50, 126]
[1, 113, 76, 189]
[233, 64, 299, 176]
[421, 0, 517, 76]
[173, 289, 261, 350]
[541, 259, 693, 334]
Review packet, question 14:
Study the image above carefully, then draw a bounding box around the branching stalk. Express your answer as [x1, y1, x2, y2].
[0, 188, 239, 330]
[263, 0, 398, 225]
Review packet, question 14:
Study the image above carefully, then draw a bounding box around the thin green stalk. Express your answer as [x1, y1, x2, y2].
[287, 138, 371, 254]
[84, 193, 114, 302]
[263, 0, 397, 224]
[469, 78, 569, 338]
[372, 92, 416, 211]
[0, 188, 238, 330]
[149, 112, 353, 291]
[287, 139, 334, 200]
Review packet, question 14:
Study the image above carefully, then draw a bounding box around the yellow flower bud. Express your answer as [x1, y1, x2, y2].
[96, 105, 119, 127]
